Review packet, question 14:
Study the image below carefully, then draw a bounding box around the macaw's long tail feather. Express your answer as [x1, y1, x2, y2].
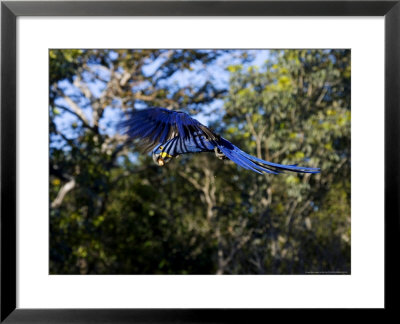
[216, 137, 320, 175]
[238, 146, 320, 174]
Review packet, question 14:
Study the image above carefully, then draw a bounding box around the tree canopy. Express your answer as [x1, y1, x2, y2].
[50, 49, 350, 274]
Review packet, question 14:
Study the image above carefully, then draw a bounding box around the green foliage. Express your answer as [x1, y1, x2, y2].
[49, 49, 83, 84]
[50, 49, 350, 274]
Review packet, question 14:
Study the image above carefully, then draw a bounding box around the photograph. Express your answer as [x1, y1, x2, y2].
[49, 49, 351, 275]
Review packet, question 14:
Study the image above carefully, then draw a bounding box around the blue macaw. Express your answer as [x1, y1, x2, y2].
[119, 108, 320, 175]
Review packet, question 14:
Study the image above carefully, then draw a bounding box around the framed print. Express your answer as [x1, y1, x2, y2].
[1, 0, 399, 322]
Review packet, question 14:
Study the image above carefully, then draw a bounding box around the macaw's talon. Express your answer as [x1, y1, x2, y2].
[214, 147, 227, 160]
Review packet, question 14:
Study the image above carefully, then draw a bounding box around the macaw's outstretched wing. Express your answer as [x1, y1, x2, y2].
[118, 107, 218, 152]
[216, 137, 320, 175]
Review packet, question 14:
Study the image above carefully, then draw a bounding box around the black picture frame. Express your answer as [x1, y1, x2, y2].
[1, 0, 399, 322]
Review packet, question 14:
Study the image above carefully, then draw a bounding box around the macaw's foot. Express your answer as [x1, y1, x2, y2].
[214, 147, 227, 160]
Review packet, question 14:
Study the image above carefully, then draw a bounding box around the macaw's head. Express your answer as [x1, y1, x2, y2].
[152, 145, 173, 166]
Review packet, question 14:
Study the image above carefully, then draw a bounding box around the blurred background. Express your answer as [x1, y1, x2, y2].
[49, 49, 351, 274]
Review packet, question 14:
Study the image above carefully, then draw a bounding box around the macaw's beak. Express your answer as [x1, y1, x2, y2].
[153, 149, 172, 167]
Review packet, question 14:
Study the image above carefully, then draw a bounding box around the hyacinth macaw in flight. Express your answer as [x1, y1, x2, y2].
[119, 108, 320, 175]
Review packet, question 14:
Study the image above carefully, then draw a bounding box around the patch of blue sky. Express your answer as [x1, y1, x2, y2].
[50, 116, 80, 151]
[99, 106, 124, 136]
[83, 64, 110, 97]
[116, 151, 140, 166]
[250, 50, 271, 69]
[194, 99, 225, 126]
[142, 52, 168, 77]
[132, 80, 152, 92]
[53, 108, 78, 132]
[108, 50, 119, 60]
[162, 68, 206, 89]
[57, 79, 77, 96]
[50, 133, 69, 150]
[156, 50, 272, 124]
[54, 95, 92, 126]
[90, 64, 111, 81]
[134, 101, 149, 110]
[82, 77, 106, 99]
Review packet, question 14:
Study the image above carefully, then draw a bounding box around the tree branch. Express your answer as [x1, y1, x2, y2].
[51, 178, 76, 208]
[63, 95, 90, 126]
